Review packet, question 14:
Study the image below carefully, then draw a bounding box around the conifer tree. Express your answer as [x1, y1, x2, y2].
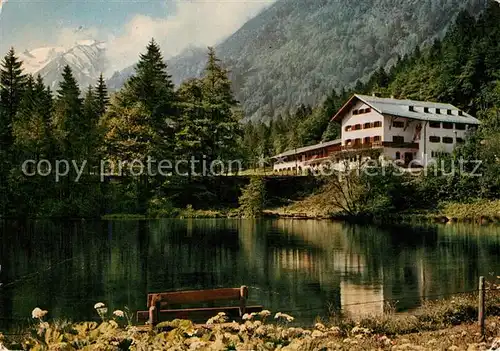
[122, 39, 177, 158]
[54, 65, 83, 159]
[0, 48, 26, 151]
[175, 78, 206, 176]
[82, 86, 101, 160]
[201, 47, 241, 164]
[0, 48, 26, 215]
[95, 73, 109, 117]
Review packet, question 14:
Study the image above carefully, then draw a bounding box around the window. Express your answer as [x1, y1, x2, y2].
[345, 125, 352, 132]
[442, 122, 453, 129]
[443, 137, 453, 144]
[456, 137, 465, 143]
[353, 110, 359, 115]
[354, 124, 362, 131]
[396, 152, 401, 159]
[345, 139, 352, 145]
[364, 136, 371, 144]
[373, 121, 382, 128]
[393, 136, 405, 143]
[364, 122, 372, 129]
[432, 151, 450, 158]
[354, 138, 361, 145]
[455, 123, 466, 130]
[373, 136, 381, 142]
[392, 121, 405, 128]
[429, 122, 440, 128]
[429, 136, 440, 143]
[436, 108, 441, 114]
[424, 107, 429, 113]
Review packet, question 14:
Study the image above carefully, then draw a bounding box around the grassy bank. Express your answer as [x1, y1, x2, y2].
[266, 195, 500, 225]
[438, 200, 500, 223]
[3, 290, 500, 350]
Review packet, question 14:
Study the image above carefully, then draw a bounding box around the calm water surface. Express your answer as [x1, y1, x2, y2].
[1, 219, 500, 329]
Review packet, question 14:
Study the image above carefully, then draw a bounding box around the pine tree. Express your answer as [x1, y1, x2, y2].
[0, 48, 27, 215]
[81, 86, 101, 160]
[200, 47, 241, 165]
[175, 78, 207, 176]
[123, 39, 177, 158]
[95, 73, 109, 117]
[54, 65, 83, 159]
[0, 47, 27, 151]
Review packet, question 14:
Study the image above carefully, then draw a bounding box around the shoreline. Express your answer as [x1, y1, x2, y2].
[3, 292, 500, 350]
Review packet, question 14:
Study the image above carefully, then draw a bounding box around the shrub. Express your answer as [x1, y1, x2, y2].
[238, 176, 266, 218]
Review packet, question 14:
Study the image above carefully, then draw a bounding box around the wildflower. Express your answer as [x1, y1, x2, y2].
[242, 313, 253, 320]
[113, 310, 124, 318]
[314, 322, 326, 331]
[274, 312, 294, 322]
[258, 310, 271, 318]
[31, 307, 48, 319]
[312, 330, 325, 338]
[255, 326, 266, 336]
[94, 302, 105, 309]
[206, 312, 227, 325]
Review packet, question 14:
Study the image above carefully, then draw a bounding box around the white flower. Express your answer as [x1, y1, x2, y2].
[314, 322, 326, 331]
[113, 310, 124, 318]
[94, 302, 105, 309]
[206, 312, 227, 325]
[31, 307, 48, 319]
[274, 312, 294, 322]
[258, 310, 271, 318]
[242, 312, 257, 320]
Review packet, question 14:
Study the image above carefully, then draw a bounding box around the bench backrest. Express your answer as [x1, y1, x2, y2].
[148, 286, 248, 309]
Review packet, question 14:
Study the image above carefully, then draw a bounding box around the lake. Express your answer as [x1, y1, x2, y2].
[1, 219, 500, 329]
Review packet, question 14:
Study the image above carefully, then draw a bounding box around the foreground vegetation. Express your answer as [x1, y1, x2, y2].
[3, 289, 500, 350]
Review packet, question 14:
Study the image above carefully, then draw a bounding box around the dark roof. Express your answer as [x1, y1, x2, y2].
[271, 139, 341, 159]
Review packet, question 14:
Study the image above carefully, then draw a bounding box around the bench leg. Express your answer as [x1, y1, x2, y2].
[239, 286, 248, 316]
[148, 295, 162, 326]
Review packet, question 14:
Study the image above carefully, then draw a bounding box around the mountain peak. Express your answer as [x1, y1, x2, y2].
[20, 40, 107, 89]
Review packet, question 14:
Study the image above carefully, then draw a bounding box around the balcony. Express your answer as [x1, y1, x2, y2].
[382, 141, 419, 149]
[342, 141, 418, 151]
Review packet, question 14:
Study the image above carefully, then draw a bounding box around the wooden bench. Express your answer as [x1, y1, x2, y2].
[136, 286, 263, 326]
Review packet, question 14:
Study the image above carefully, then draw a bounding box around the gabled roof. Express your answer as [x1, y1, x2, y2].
[271, 139, 341, 159]
[331, 94, 480, 125]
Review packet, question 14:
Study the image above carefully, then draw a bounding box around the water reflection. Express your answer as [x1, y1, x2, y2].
[1, 219, 500, 329]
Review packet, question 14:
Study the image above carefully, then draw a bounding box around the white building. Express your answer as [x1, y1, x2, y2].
[272, 94, 480, 173]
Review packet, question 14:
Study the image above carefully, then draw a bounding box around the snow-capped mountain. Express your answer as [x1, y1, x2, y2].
[19, 40, 108, 91]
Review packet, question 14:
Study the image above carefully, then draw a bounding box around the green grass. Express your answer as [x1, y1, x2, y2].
[439, 200, 500, 222]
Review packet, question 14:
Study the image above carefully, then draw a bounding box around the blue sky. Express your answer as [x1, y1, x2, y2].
[0, 0, 274, 72]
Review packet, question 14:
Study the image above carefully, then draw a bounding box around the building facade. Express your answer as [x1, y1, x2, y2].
[272, 94, 480, 173]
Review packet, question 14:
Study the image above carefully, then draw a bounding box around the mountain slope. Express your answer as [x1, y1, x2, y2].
[171, 0, 488, 122]
[107, 0, 488, 122]
[19, 40, 107, 90]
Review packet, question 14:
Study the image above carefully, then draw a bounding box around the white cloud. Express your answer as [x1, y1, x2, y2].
[56, 26, 102, 48]
[104, 0, 275, 73]
[0, 0, 8, 17]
